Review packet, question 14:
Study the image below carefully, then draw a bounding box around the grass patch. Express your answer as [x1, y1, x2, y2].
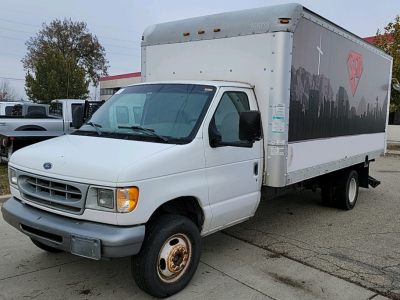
[0, 164, 10, 195]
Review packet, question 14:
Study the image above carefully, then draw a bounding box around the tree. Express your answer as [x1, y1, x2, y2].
[25, 47, 89, 103]
[22, 18, 108, 87]
[374, 15, 400, 112]
[0, 80, 20, 102]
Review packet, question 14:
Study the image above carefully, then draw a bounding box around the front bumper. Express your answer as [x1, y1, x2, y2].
[1, 197, 145, 260]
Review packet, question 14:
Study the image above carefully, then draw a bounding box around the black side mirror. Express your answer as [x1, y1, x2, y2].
[239, 111, 262, 142]
[72, 106, 84, 129]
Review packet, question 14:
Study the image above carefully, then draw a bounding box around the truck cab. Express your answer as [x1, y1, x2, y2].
[11, 103, 50, 117]
[0, 102, 22, 116]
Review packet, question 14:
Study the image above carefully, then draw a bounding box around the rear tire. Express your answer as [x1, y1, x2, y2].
[131, 215, 201, 298]
[30, 238, 63, 253]
[336, 169, 359, 210]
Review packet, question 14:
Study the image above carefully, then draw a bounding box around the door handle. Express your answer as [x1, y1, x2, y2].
[254, 162, 259, 176]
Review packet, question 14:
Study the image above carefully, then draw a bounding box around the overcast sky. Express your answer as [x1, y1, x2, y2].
[0, 0, 397, 100]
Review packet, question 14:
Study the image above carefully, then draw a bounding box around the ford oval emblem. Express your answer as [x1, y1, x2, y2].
[43, 163, 52, 170]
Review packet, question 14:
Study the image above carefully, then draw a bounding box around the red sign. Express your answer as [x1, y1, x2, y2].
[346, 51, 363, 96]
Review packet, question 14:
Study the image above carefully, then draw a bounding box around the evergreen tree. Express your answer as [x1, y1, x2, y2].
[25, 47, 89, 103]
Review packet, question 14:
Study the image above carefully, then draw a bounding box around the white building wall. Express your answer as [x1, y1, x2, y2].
[387, 125, 400, 142]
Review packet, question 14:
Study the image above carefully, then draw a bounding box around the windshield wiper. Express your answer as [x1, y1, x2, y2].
[118, 126, 169, 142]
[85, 122, 103, 135]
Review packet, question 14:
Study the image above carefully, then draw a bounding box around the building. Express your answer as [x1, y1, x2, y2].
[99, 72, 141, 101]
[363, 35, 393, 45]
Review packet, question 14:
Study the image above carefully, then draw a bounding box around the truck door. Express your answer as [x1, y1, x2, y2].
[203, 87, 262, 232]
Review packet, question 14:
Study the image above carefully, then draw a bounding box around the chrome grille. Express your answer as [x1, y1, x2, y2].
[17, 171, 89, 215]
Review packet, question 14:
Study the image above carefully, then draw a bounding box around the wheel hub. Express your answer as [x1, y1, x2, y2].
[167, 245, 188, 273]
[349, 177, 357, 203]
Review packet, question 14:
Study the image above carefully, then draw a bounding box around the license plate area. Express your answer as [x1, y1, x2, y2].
[70, 235, 101, 260]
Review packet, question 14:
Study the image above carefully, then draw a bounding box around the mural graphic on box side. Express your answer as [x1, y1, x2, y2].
[288, 18, 389, 143]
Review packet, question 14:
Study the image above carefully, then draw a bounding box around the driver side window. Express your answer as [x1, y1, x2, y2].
[213, 92, 250, 142]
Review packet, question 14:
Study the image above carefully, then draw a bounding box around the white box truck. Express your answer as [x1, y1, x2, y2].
[1, 3, 393, 298]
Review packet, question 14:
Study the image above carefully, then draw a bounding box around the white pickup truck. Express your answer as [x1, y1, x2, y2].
[0, 99, 103, 161]
[1, 3, 393, 298]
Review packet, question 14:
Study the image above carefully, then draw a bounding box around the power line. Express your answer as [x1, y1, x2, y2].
[0, 26, 35, 35]
[1, 7, 141, 34]
[107, 52, 140, 57]
[0, 35, 27, 42]
[0, 25, 141, 44]
[109, 66, 141, 71]
[97, 35, 140, 44]
[102, 43, 140, 50]
[0, 77, 25, 81]
[0, 35, 141, 51]
[0, 52, 24, 58]
[0, 18, 41, 28]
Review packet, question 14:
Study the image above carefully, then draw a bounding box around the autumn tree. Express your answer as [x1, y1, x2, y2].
[25, 47, 89, 103]
[22, 18, 108, 88]
[0, 80, 20, 102]
[374, 15, 400, 112]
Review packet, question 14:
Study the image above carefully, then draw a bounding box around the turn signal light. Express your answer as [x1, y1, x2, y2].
[279, 18, 290, 24]
[117, 187, 139, 213]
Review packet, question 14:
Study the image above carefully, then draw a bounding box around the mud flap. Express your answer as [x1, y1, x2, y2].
[368, 176, 381, 188]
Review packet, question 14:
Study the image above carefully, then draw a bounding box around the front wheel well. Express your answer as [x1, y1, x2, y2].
[148, 197, 205, 232]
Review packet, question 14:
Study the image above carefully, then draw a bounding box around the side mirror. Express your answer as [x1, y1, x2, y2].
[239, 111, 262, 142]
[72, 106, 84, 129]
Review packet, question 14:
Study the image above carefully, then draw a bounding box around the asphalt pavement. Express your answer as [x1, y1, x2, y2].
[0, 213, 389, 300]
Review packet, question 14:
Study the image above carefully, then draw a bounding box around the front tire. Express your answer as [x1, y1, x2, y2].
[132, 215, 201, 298]
[336, 169, 359, 210]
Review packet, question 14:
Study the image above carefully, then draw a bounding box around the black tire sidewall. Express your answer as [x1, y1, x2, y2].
[338, 170, 359, 210]
[132, 215, 201, 298]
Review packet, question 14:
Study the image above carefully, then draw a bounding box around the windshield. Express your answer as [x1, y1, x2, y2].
[75, 84, 216, 144]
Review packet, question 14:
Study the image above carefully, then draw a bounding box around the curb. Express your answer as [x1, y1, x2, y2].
[0, 195, 11, 204]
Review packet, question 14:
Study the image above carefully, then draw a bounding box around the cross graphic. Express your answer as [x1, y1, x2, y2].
[317, 34, 323, 75]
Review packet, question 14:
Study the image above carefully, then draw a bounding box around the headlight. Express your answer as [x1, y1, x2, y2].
[8, 168, 17, 188]
[117, 187, 139, 213]
[86, 186, 139, 213]
[98, 189, 114, 209]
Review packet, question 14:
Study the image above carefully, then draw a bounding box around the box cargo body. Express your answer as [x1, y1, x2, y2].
[141, 3, 392, 187]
